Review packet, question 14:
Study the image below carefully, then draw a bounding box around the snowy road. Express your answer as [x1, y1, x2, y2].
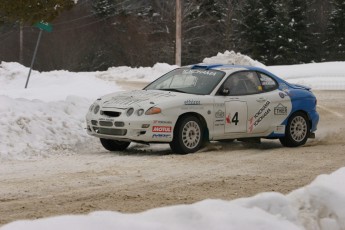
[1, 90, 345, 225]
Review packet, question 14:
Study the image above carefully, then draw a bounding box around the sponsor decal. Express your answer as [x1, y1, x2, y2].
[214, 118, 225, 127]
[182, 69, 217, 76]
[274, 125, 285, 134]
[279, 92, 286, 98]
[226, 114, 231, 124]
[181, 106, 204, 110]
[152, 134, 172, 138]
[254, 101, 270, 119]
[184, 99, 201, 105]
[99, 118, 114, 121]
[262, 81, 275, 86]
[215, 110, 225, 118]
[153, 120, 172, 124]
[248, 101, 272, 133]
[152, 126, 172, 133]
[274, 104, 287, 115]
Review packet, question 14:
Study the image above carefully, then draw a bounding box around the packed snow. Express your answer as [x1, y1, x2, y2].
[203, 50, 266, 68]
[2, 167, 345, 230]
[1, 51, 345, 229]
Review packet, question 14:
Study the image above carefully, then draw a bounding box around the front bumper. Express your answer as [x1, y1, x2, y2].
[86, 112, 174, 143]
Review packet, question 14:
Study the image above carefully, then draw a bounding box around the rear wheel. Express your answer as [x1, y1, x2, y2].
[280, 112, 310, 147]
[170, 116, 204, 154]
[100, 138, 130, 151]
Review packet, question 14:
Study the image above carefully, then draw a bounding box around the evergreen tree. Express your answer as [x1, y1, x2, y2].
[233, 0, 285, 64]
[260, 0, 287, 64]
[92, 0, 118, 18]
[283, 0, 314, 64]
[233, 0, 266, 63]
[92, 0, 151, 18]
[183, 0, 226, 64]
[325, 0, 345, 61]
[0, 0, 75, 24]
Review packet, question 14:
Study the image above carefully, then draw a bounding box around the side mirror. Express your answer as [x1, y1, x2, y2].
[220, 87, 230, 96]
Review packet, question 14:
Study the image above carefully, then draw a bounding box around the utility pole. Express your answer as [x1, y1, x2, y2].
[175, 0, 182, 66]
[19, 22, 23, 64]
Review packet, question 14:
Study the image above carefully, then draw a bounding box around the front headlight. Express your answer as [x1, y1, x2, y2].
[126, 108, 134, 116]
[93, 104, 100, 114]
[89, 104, 95, 112]
[137, 109, 145, 116]
[145, 107, 161, 115]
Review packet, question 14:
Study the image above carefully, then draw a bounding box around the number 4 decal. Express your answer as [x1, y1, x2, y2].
[232, 112, 239, 125]
[226, 112, 239, 125]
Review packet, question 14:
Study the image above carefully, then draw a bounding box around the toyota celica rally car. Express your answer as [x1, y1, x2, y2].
[86, 64, 319, 154]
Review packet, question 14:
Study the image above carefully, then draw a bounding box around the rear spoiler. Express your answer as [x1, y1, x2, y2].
[290, 83, 311, 91]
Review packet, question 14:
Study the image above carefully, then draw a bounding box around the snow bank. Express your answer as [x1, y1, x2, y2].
[267, 62, 345, 90]
[96, 63, 177, 83]
[2, 168, 345, 230]
[0, 95, 92, 160]
[203, 50, 266, 67]
[0, 62, 120, 102]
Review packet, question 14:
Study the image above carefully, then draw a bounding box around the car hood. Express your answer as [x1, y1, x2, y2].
[99, 90, 180, 109]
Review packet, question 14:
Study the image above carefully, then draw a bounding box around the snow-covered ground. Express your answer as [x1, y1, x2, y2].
[1, 51, 345, 229]
[2, 167, 345, 230]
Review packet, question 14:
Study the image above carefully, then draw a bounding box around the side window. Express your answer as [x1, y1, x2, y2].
[222, 71, 262, 96]
[258, 72, 278, 92]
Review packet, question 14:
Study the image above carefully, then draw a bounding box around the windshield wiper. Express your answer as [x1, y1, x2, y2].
[159, 88, 187, 93]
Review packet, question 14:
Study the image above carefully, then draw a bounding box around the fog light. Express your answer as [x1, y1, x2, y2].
[115, 121, 125, 127]
[142, 124, 150, 128]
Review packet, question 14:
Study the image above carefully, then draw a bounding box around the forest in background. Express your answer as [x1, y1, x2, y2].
[0, 0, 344, 71]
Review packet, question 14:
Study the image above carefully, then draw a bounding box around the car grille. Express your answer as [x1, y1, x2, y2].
[99, 121, 113, 127]
[101, 111, 121, 117]
[92, 127, 127, 136]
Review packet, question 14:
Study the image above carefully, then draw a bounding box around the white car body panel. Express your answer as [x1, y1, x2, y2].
[86, 89, 292, 143]
[85, 64, 314, 152]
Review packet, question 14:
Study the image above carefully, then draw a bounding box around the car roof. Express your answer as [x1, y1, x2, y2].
[187, 63, 282, 80]
[189, 63, 266, 72]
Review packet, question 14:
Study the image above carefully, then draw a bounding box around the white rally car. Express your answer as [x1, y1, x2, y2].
[86, 64, 319, 154]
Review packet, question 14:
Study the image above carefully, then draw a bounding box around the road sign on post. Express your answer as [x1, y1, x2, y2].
[24, 22, 53, 89]
[35, 21, 53, 32]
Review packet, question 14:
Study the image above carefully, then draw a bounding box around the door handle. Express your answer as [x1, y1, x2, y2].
[256, 98, 267, 102]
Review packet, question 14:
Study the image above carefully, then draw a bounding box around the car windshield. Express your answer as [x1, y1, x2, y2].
[144, 68, 225, 95]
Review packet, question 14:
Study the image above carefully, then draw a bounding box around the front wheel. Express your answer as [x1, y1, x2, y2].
[170, 116, 204, 154]
[100, 138, 130, 151]
[280, 112, 310, 147]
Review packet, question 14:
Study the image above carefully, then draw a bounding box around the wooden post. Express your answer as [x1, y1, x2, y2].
[175, 0, 182, 66]
[19, 22, 23, 64]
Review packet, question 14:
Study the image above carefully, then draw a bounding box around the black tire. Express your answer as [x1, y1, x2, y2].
[170, 116, 204, 154]
[100, 138, 130, 151]
[279, 112, 310, 147]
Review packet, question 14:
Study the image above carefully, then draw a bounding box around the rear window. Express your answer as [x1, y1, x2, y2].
[258, 73, 278, 92]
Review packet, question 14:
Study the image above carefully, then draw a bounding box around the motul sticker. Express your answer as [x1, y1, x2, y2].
[152, 126, 172, 133]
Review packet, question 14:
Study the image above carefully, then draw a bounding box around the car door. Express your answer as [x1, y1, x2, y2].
[214, 71, 254, 134]
[246, 72, 292, 134]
